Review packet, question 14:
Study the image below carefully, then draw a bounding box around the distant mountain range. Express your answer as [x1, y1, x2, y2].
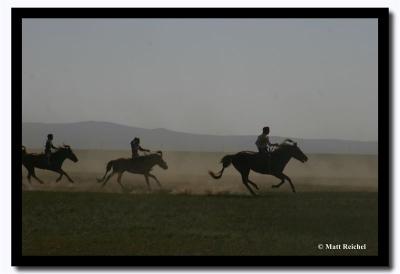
[22, 121, 378, 154]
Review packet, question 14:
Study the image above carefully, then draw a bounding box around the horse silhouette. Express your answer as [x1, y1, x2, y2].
[209, 139, 308, 195]
[97, 151, 168, 192]
[22, 145, 79, 184]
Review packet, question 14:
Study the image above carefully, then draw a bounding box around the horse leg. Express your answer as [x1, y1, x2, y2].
[102, 171, 116, 187]
[59, 169, 74, 183]
[117, 172, 122, 183]
[240, 171, 257, 196]
[247, 178, 259, 190]
[31, 169, 44, 184]
[56, 172, 63, 182]
[144, 175, 152, 191]
[26, 171, 32, 184]
[272, 174, 285, 188]
[283, 173, 296, 193]
[116, 172, 131, 192]
[272, 173, 296, 193]
[147, 173, 162, 188]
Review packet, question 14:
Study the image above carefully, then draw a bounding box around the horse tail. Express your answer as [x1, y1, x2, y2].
[97, 160, 114, 183]
[208, 155, 233, 179]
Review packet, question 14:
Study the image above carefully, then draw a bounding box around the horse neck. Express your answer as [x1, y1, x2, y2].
[272, 147, 292, 169]
[52, 150, 68, 165]
[142, 155, 158, 167]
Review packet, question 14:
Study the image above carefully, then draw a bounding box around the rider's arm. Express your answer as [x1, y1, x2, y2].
[138, 146, 150, 152]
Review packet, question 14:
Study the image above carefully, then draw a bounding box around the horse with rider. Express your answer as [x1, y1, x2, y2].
[21, 127, 307, 196]
[209, 126, 308, 195]
[97, 137, 168, 192]
[22, 133, 79, 184]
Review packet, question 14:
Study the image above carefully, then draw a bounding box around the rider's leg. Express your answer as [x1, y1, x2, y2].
[259, 148, 271, 173]
[46, 153, 51, 166]
[268, 153, 272, 173]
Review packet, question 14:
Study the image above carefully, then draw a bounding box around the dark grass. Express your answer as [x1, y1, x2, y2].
[22, 191, 378, 256]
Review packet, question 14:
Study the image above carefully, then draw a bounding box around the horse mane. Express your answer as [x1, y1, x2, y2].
[273, 139, 297, 153]
[57, 144, 71, 150]
[280, 139, 296, 146]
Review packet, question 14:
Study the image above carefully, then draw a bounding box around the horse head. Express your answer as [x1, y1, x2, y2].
[58, 144, 79, 163]
[154, 151, 168, 170]
[279, 140, 308, 163]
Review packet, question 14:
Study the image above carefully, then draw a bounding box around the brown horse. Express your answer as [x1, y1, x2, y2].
[22, 145, 79, 184]
[97, 151, 168, 192]
[209, 139, 308, 195]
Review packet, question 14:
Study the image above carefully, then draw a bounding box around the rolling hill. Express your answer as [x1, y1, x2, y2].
[22, 121, 377, 154]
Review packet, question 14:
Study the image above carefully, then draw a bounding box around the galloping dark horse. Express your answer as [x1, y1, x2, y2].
[209, 139, 308, 195]
[97, 151, 168, 192]
[22, 145, 79, 184]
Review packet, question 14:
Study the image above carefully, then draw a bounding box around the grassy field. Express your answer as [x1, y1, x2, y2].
[22, 190, 378, 256]
[22, 150, 378, 256]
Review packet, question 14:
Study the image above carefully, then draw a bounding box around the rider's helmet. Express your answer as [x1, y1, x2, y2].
[262, 127, 270, 134]
[47, 133, 53, 140]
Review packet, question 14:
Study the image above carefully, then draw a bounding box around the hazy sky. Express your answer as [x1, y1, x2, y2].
[22, 19, 378, 141]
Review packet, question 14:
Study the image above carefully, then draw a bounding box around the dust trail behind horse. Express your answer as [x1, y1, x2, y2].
[209, 140, 308, 195]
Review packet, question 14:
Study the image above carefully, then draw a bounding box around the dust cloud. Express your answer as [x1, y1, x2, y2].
[22, 150, 378, 195]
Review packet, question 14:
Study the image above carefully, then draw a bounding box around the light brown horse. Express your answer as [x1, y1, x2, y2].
[97, 151, 168, 192]
[22, 145, 79, 184]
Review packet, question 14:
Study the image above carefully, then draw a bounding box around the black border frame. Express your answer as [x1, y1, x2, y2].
[12, 8, 390, 267]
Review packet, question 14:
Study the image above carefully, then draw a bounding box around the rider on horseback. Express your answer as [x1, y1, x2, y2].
[255, 127, 279, 171]
[45, 134, 57, 165]
[130, 137, 150, 159]
[255, 126, 279, 154]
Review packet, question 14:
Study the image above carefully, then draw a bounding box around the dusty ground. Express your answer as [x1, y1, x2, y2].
[21, 150, 379, 256]
[21, 150, 378, 194]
